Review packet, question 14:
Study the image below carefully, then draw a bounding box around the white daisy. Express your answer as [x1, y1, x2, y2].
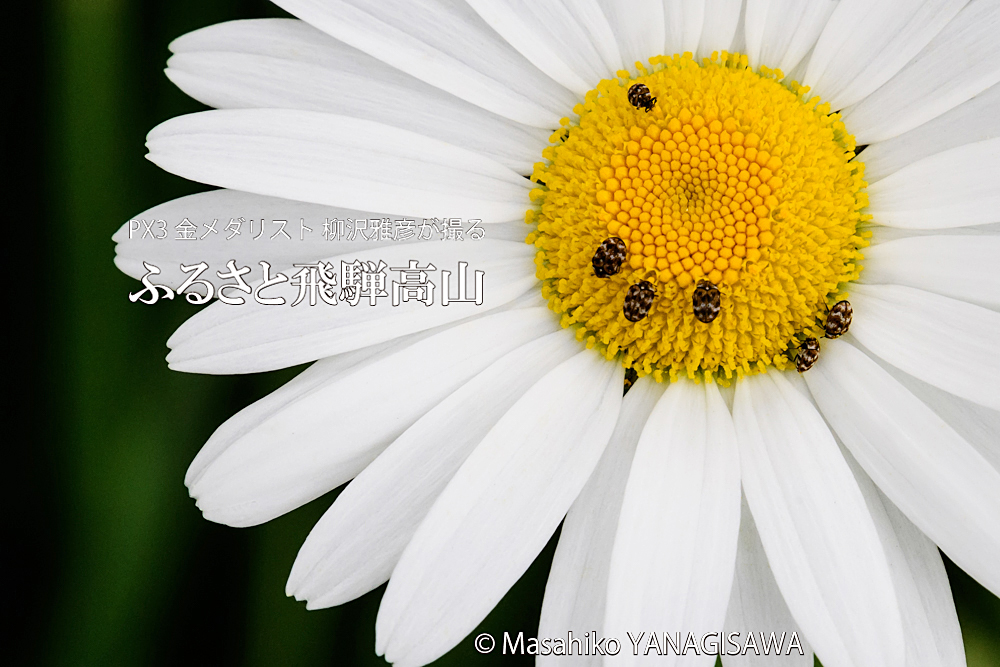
[115, 1, 1000, 665]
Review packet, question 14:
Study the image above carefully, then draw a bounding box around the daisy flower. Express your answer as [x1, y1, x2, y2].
[115, 0, 1000, 665]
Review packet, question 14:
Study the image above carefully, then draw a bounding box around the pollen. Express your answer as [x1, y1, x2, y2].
[526, 53, 869, 381]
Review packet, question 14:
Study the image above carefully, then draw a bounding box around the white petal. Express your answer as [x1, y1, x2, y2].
[114, 188, 529, 290]
[465, 0, 620, 95]
[843, 0, 1000, 145]
[860, 83, 1000, 184]
[779, 45, 812, 86]
[733, 372, 904, 667]
[268, 0, 575, 128]
[567, 0, 629, 74]
[727, 2, 748, 56]
[723, 496, 814, 667]
[185, 334, 412, 489]
[866, 138, 1000, 229]
[804, 338, 1000, 598]
[662, 0, 706, 57]
[165, 239, 537, 374]
[598, 0, 665, 72]
[696, 0, 744, 61]
[802, 0, 966, 110]
[286, 328, 582, 607]
[840, 445, 968, 667]
[147, 109, 531, 223]
[859, 234, 1000, 309]
[868, 352, 1000, 473]
[376, 351, 624, 666]
[868, 221, 1000, 244]
[166, 19, 547, 174]
[744, 0, 838, 75]
[537, 377, 665, 667]
[604, 379, 741, 666]
[849, 283, 1000, 409]
[113, 189, 418, 290]
[187, 307, 560, 527]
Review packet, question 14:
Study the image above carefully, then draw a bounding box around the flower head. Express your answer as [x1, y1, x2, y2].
[116, 1, 1000, 665]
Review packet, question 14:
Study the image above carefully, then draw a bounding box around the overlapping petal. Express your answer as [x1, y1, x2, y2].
[802, 0, 966, 109]
[604, 379, 741, 666]
[597, 0, 665, 72]
[269, 0, 575, 127]
[696, 0, 744, 61]
[860, 83, 1000, 184]
[866, 138, 1000, 229]
[165, 240, 537, 374]
[465, 0, 621, 95]
[843, 0, 1000, 144]
[187, 307, 559, 527]
[147, 109, 532, 223]
[733, 372, 904, 667]
[165, 19, 548, 173]
[723, 497, 814, 667]
[859, 234, 1000, 309]
[804, 338, 1000, 598]
[868, 222, 1000, 245]
[661, 0, 706, 57]
[744, 0, 838, 74]
[286, 328, 581, 608]
[875, 356, 1000, 473]
[114, 189, 409, 290]
[537, 377, 664, 667]
[841, 447, 968, 667]
[376, 351, 623, 667]
[185, 336, 408, 489]
[849, 283, 1000, 409]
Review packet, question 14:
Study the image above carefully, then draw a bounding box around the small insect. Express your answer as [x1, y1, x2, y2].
[692, 280, 721, 324]
[592, 237, 628, 278]
[627, 83, 657, 112]
[824, 300, 852, 338]
[796, 337, 820, 373]
[623, 281, 656, 322]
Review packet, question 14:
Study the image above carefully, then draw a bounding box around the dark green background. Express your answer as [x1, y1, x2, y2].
[12, 1, 998, 665]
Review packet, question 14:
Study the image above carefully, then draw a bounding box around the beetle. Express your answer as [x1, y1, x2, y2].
[627, 83, 656, 112]
[692, 280, 721, 323]
[592, 237, 628, 278]
[824, 300, 852, 338]
[796, 337, 820, 372]
[624, 281, 656, 322]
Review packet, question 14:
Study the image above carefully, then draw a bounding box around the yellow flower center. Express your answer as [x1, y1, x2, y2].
[526, 53, 869, 382]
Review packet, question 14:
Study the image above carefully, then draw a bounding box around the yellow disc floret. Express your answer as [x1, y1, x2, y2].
[527, 52, 869, 381]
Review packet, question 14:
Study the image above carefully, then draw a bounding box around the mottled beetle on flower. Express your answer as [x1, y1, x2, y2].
[693, 280, 721, 323]
[623, 281, 656, 322]
[592, 237, 628, 278]
[627, 83, 656, 112]
[796, 337, 820, 373]
[824, 300, 853, 338]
